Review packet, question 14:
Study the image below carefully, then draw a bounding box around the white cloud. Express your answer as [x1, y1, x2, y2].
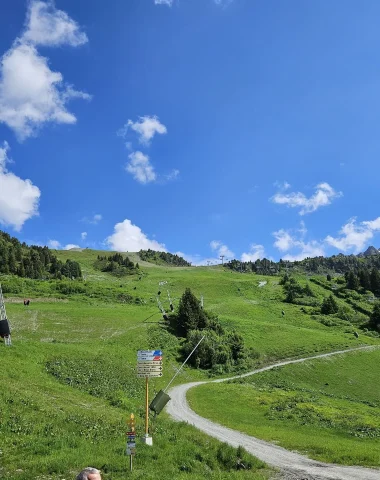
[154, 0, 173, 5]
[274, 181, 291, 190]
[273, 227, 325, 261]
[0, 141, 40, 230]
[210, 240, 235, 259]
[62, 85, 92, 102]
[119, 116, 167, 146]
[105, 219, 166, 252]
[48, 239, 60, 249]
[82, 214, 102, 225]
[325, 217, 380, 253]
[126, 151, 156, 184]
[0, 1, 90, 140]
[81, 232, 87, 240]
[47, 240, 81, 250]
[23, 1, 88, 47]
[298, 220, 307, 238]
[64, 244, 80, 250]
[241, 244, 266, 262]
[271, 182, 342, 215]
[273, 229, 295, 252]
[163, 169, 180, 182]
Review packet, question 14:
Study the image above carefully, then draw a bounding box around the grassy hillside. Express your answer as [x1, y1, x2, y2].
[189, 349, 380, 466]
[1, 248, 380, 478]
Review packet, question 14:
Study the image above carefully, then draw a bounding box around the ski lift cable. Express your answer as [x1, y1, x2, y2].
[163, 335, 206, 393]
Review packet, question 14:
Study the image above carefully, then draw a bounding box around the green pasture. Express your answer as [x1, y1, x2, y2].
[188, 348, 380, 466]
[2, 249, 380, 478]
[1, 299, 271, 480]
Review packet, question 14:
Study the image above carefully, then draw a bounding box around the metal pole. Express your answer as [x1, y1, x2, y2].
[164, 335, 205, 392]
[145, 377, 149, 435]
[130, 454, 133, 472]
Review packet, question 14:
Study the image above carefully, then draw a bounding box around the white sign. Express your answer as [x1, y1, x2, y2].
[137, 361, 162, 366]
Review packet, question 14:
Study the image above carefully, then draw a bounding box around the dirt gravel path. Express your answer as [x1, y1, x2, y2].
[167, 346, 380, 480]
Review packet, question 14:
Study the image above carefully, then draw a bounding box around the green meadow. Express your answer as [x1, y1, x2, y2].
[1, 249, 380, 478]
[188, 349, 380, 466]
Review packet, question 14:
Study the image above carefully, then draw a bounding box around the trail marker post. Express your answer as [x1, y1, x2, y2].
[137, 349, 163, 446]
[126, 413, 136, 471]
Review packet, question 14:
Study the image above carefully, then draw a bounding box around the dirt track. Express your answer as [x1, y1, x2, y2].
[167, 346, 380, 480]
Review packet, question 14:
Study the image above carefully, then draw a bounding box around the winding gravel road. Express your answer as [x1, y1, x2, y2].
[167, 346, 380, 480]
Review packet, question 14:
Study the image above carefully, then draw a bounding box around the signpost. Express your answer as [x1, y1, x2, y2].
[126, 413, 136, 471]
[137, 349, 163, 446]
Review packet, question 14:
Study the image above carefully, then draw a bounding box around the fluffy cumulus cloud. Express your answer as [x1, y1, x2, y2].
[271, 182, 342, 215]
[0, 1, 90, 140]
[106, 219, 166, 252]
[126, 151, 156, 184]
[118, 116, 167, 146]
[22, 1, 88, 47]
[241, 244, 266, 262]
[325, 217, 380, 253]
[210, 240, 235, 259]
[117, 116, 178, 185]
[273, 226, 325, 261]
[0, 141, 41, 230]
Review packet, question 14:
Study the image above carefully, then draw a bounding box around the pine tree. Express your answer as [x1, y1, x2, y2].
[346, 271, 360, 290]
[369, 301, 380, 332]
[177, 288, 207, 336]
[321, 294, 339, 314]
[8, 251, 17, 274]
[358, 269, 371, 291]
[370, 268, 380, 296]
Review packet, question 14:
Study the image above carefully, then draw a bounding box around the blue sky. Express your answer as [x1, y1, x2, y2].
[1, 0, 380, 264]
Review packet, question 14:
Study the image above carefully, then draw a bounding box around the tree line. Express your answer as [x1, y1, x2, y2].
[226, 258, 279, 275]
[139, 249, 191, 267]
[343, 269, 380, 296]
[0, 230, 81, 280]
[227, 253, 380, 276]
[94, 253, 139, 276]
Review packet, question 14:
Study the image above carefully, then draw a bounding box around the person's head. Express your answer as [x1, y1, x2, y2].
[76, 467, 101, 480]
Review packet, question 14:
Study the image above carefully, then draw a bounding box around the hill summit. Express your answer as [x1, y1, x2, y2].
[358, 246, 380, 257]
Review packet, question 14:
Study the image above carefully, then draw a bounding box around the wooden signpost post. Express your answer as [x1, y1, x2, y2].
[137, 349, 163, 446]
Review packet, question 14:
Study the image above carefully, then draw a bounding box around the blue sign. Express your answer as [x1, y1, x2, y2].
[154, 350, 162, 355]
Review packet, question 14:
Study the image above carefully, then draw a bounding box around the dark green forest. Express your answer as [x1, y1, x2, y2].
[0, 230, 81, 280]
[94, 253, 139, 276]
[139, 249, 191, 267]
[226, 251, 380, 275]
